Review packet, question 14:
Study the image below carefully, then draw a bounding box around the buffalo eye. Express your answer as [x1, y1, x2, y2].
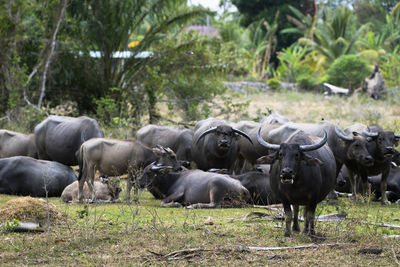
[295, 153, 300, 159]
[278, 152, 283, 158]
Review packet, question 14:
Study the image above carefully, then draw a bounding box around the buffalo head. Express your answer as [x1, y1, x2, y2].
[256, 129, 327, 185]
[363, 127, 400, 158]
[100, 176, 121, 202]
[335, 126, 374, 167]
[196, 125, 253, 151]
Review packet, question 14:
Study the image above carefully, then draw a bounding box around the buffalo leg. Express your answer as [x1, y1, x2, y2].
[292, 205, 300, 232]
[161, 191, 184, 207]
[303, 204, 316, 236]
[348, 169, 358, 201]
[380, 169, 390, 205]
[283, 203, 292, 237]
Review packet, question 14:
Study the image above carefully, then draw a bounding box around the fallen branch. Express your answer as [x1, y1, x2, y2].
[361, 221, 400, 229]
[230, 212, 346, 223]
[323, 83, 349, 96]
[237, 243, 347, 251]
[148, 248, 211, 261]
[253, 204, 283, 210]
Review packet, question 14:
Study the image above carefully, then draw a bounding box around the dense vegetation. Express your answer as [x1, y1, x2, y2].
[0, 0, 400, 134]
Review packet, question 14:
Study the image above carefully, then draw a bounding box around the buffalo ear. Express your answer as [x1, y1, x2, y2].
[303, 154, 323, 166]
[257, 152, 278, 164]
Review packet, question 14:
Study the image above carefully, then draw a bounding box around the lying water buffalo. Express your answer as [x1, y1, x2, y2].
[61, 177, 121, 203]
[344, 124, 400, 204]
[78, 138, 157, 203]
[260, 112, 289, 124]
[34, 116, 103, 166]
[231, 165, 281, 205]
[369, 164, 400, 203]
[0, 130, 37, 158]
[136, 124, 194, 162]
[191, 118, 253, 173]
[257, 129, 336, 237]
[0, 156, 77, 197]
[137, 147, 250, 208]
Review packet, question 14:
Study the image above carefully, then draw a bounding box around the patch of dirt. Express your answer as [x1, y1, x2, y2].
[0, 196, 66, 226]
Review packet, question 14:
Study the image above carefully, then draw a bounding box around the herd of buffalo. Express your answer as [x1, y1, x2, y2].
[0, 114, 400, 237]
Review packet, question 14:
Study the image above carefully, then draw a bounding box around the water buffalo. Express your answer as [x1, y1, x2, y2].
[345, 124, 400, 204]
[136, 124, 194, 162]
[34, 116, 104, 166]
[231, 165, 281, 205]
[257, 129, 336, 237]
[61, 177, 121, 203]
[77, 138, 157, 203]
[137, 147, 250, 208]
[0, 130, 37, 158]
[369, 164, 400, 203]
[191, 118, 253, 173]
[0, 156, 77, 197]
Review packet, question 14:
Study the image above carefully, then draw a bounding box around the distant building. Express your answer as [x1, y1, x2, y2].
[184, 25, 220, 38]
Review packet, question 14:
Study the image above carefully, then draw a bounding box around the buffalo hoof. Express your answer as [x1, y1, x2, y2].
[381, 200, 391, 206]
[112, 198, 122, 203]
[292, 225, 300, 232]
[284, 231, 292, 238]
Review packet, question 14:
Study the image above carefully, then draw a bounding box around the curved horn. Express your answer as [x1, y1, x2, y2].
[256, 127, 280, 151]
[195, 126, 217, 144]
[335, 126, 353, 141]
[394, 134, 400, 139]
[151, 164, 173, 171]
[232, 128, 253, 144]
[363, 130, 379, 138]
[299, 130, 327, 152]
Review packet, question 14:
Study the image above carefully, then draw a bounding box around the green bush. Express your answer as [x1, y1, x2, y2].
[267, 78, 281, 90]
[326, 55, 370, 90]
[297, 73, 317, 90]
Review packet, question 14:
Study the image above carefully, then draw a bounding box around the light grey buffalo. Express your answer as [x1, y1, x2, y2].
[77, 138, 157, 203]
[0, 156, 77, 197]
[137, 147, 250, 208]
[34, 115, 103, 166]
[136, 124, 194, 162]
[61, 177, 121, 203]
[0, 130, 37, 158]
[191, 118, 253, 173]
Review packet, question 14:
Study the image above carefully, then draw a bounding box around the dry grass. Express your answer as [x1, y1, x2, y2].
[1, 90, 400, 266]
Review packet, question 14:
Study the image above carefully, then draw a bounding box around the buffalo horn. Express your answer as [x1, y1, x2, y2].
[256, 127, 280, 151]
[232, 128, 253, 144]
[335, 126, 353, 141]
[195, 126, 217, 144]
[151, 164, 173, 171]
[363, 130, 379, 137]
[394, 134, 400, 139]
[299, 130, 327, 152]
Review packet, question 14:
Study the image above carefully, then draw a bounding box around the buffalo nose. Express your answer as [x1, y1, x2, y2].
[365, 155, 373, 161]
[281, 168, 293, 175]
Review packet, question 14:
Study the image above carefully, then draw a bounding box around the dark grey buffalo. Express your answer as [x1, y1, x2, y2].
[191, 118, 253, 173]
[34, 116, 104, 166]
[257, 129, 336, 237]
[369, 164, 400, 203]
[0, 130, 37, 158]
[78, 138, 157, 203]
[345, 124, 400, 204]
[137, 147, 250, 208]
[231, 165, 281, 205]
[0, 156, 77, 197]
[136, 124, 194, 162]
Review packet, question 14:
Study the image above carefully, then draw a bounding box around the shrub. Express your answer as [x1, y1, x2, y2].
[267, 78, 281, 90]
[297, 73, 317, 90]
[326, 55, 370, 90]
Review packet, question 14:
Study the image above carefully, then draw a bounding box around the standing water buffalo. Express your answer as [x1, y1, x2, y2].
[257, 129, 336, 237]
[34, 116, 103, 166]
[61, 176, 121, 203]
[77, 138, 157, 203]
[0, 156, 77, 197]
[345, 124, 400, 204]
[137, 147, 250, 208]
[191, 118, 253, 173]
[136, 124, 194, 162]
[0, 130, 37, 158]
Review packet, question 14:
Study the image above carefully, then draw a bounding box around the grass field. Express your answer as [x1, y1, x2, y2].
[1, 89, 400, 266]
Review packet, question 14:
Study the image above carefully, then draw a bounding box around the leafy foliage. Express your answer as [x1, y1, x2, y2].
[326, 54, 370, 90]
